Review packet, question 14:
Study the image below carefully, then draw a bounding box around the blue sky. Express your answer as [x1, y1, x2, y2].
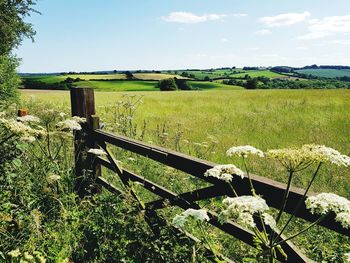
[16, 0, 350, 73]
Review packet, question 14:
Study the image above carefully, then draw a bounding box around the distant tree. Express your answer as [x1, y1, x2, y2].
[158, 78, 178, 91]
[181, 72, 189, 78]
[174, 78, 192, 90]
[204, 76, 211, 81]
[125, 71, 134, 80]
[245, 78, 258, 89]
[113, 70, 117, 74]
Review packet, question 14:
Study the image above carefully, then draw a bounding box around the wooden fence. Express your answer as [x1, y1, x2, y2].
[70, 87, 349, 263]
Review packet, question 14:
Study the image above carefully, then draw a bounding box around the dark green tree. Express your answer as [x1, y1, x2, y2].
[0, 0, 38, 108]
[158, 78, 178, 91]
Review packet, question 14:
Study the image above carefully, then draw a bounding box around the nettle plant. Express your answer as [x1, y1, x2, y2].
[173, 145, 350, 262]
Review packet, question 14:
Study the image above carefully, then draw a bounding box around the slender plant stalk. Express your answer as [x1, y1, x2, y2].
[273, 162, 323, 242]
[242, 156, 256, 196]
[273, 213, 328, 247]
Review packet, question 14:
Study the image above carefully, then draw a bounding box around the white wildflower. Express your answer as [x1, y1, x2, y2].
[336, 211, 350, 229]
[226, 145, 264, 158]
[72, 116, 86, 123]
[47, 174, 61, 184]
[344, 252, 350, 262]
[56, 119, 81, 131]
[172, 209, 209, 228]
[262, 213, 277, 231]
[305, 193, 350, 215]
[127, 157, 135, 161]
[17, 115, 40, 123]
[303, 144, 350, 167]
[8, 249, 21, 258]
[59, 112, 66, 118]
[20, 136, 36, 143]
[0, 118, 35, 136]
[88, 148, 107, 156]
[205, 164, 244, 181]
[222, 196, 269, 228]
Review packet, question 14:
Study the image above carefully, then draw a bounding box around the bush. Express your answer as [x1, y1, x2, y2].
[0, 55, 19, 110]
[174, 78, 192, 90]
[158, 78, 178, 91]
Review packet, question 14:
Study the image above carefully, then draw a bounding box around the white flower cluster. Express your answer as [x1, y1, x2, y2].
[221, 195, 270, 228]
[306, 193, 350, 229]
[56, 119, 82, 131]
[226, 145, 264, 158]
[344, 252, 350, 262]
[0, 118, 43, 143]
[267, 144, 350, 171]
[88, 148, 107, 156]
[303, 144, 350, 167]
[17, 115, 40, 123]
[172, 208, 210, 227]
[204, 164, 244, 181]
[72, 116, 87, 123]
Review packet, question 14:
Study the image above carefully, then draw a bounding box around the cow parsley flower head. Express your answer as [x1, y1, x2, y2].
[72, 116, 87, 123]
[56, 119, 82, 131]
[222, 196, 269, 228]
[8, 249, 21, 258]
[173, 209, 209, 228]
[204, 164, 244, 181]
[336, 211, 350, 229]
[303, 144, 350, 167]
[226, 145, 264, 158]
[344, 252, 350, 262]
[262, 213, 277, 231]
[88, 148, 107, 156]
[0, 118, 35, 136]
[305, 193, 350, 215]
[20, 136, 36, 143]
[47, 174, 61, 184]
[17, 115, 40, 123]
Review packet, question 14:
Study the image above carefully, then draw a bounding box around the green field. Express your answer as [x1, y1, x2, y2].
[174, 69, 287, 80]
[295, 69, 350, 78]
[21, 89, 350, 196]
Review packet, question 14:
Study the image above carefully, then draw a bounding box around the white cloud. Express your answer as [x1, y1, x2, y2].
[330, 39, 350, 45]
[221, 38, 229, 43]
[260, 12, 310, 27]
[298, 15, 350, 40]
[255, 29, 272, 35]
[232, 13, 248, 17]
[162, 12, 227, 24]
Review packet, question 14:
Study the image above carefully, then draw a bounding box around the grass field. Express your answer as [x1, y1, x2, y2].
[21, 89, 350, 197]
[230, 70, 287, 79]
[295, 69, 350, 78]
[23, 73, 186, 82]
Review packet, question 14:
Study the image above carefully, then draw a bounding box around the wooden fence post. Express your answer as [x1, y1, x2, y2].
[70, 87, 101, 197]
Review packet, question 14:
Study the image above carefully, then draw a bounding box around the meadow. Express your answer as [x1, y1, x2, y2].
[21, 88, 350, 196]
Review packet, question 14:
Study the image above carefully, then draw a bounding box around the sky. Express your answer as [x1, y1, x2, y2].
[15, 0, 350, 73]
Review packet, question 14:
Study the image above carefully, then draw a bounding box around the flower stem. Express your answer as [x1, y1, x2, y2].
[273, 162, 322, 243]
[242, 156, 256, 196]
[273, 213, 328, 247]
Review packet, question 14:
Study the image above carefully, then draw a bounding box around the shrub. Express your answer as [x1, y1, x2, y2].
[0, 55, 19, 110]
[158, 78, 178, 91]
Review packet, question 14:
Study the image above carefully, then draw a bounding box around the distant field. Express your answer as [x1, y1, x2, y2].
[23, 73, 186, 82]
[295, 69, 350, 78]
[230, 70, 286, 79]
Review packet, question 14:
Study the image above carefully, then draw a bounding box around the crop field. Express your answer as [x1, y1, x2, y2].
[21, 89, 350, 196]
[175, 69, 286, 80]
[295, 69, 350, 78]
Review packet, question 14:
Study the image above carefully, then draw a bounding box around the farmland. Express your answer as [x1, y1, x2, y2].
[295, 69, 350, 78]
